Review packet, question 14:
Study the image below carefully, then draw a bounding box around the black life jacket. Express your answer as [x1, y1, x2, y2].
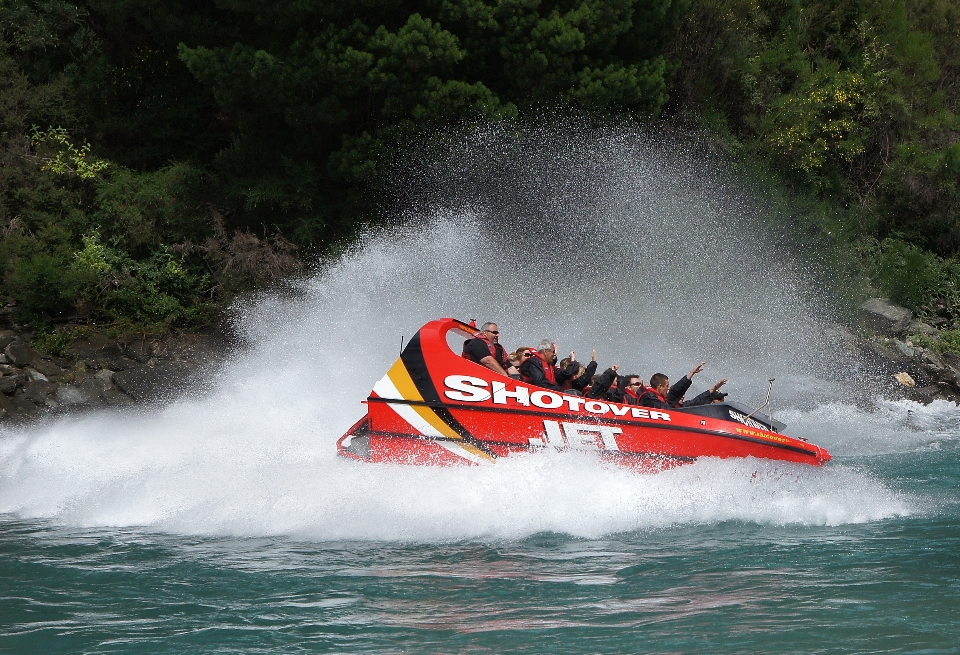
[639, 387, 667, 404]
[521, 351, 557, 385]
[462, 334, 508, 368]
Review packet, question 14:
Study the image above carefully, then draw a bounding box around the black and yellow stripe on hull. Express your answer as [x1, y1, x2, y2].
[372, 330, 496, 462]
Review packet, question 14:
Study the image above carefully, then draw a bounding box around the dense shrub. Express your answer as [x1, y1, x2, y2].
[871, 238, 960, 317]
[1, 0, 959, 332]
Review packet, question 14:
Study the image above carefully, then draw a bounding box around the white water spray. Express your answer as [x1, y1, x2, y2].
[0, 122, 939, 540]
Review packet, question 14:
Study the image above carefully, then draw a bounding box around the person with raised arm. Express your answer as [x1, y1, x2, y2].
[639, 362, 727, 409]
[560, 348, 598, 395]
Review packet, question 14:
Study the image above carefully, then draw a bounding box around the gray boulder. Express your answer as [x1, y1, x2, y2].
[24, 366, 50, 382]
[907, 321, 940, 337]
[95, 369, 115, 390]
[861, 298, 913, 334]
[24, 367, 48, 382]
[32, 359, 63, 378]
[0, 375, 21, 395]
[113, 361, 183, 401]
[4, 341, 37, 367]
[23, 380, 54, 402]
[124, 339, 152, 363]
[922, 349, 947, 370]
[893, 340, 916, 357]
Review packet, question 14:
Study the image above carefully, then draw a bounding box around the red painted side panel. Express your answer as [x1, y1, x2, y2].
[339, 318, 832, 469]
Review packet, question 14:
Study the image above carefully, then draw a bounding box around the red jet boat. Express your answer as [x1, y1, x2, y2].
[337, 318, 831, 470]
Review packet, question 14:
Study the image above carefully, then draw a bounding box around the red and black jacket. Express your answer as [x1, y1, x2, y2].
[519, 351, 570, 391]
[638, 375, 693, 409]
[462, 334, 509, 369]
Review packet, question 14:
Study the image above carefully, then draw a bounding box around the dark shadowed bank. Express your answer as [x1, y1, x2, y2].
[0, 317, 234, 422]
[1, 296, 959, 423]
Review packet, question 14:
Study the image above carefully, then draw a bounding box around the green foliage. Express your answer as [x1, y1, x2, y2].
[31, 324, 77, 357]
[7, 253, 83, 317]
[67, 231, 212, 326]
[174, 0, 681, 235]
[3, 0, 960, 336]
[870, 238, 960, 317]
[935, 329, 960, 355]
[29, 126, 108, 179]
[671, 0, 960, 251]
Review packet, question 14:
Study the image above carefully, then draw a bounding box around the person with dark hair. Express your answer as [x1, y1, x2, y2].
[622, 375, 644, 405]
[462, 322, 510, 375]
[639, 362, 727, 409]
[587, 366, 636, 402]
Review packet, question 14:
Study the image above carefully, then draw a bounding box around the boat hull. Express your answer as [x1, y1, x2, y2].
[338, 318, 831, 469]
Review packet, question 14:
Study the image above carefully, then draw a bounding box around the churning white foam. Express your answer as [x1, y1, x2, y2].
[0, 124, 932, 539]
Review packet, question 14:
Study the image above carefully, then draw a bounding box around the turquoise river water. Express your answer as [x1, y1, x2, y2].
[2, 127, 959, 653]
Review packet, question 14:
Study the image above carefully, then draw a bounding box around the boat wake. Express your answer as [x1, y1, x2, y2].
[0, 122, 942, 541]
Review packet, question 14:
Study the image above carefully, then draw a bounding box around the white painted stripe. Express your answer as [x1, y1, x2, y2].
[372, 373, 402, 399]
[436, 440, 491, 465]
[373, 374, 444, 438]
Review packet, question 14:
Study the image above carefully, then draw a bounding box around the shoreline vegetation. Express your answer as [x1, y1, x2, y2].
[2, 296, 959, 422]
[1, 0, 958, 418]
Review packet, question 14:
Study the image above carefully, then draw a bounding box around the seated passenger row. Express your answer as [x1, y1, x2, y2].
[462, 321, 727, 410]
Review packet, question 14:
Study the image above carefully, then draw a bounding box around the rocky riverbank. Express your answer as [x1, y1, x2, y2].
[1, 297, 959, 424]
[847, 297, 960, 405]
[0, 322, 233, 423]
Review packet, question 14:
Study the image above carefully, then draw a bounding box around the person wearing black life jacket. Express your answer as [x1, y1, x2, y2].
[639, 362, 727, 409]
[462, 322, 510, 376]
[520, 340, 576, 391]
[559, 349, 598, 394]
[588, 366, 619, 401]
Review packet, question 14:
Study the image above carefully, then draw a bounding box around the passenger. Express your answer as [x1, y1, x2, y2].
[622, 376, 644, 405]
[639, 362, 726, 409]
[506, 351, 524, 380]
[684, 380, 728, 406]
[509, 347, 537, 380]
[462, 322, 509, 375]
[559, 349, 598, 394]
[587, 365, 623, 401]
[520, 340, 575, 392]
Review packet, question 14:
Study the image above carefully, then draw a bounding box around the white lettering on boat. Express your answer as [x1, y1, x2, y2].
[532, 420, 622, 451]
[727, 409, 767, 431]
[443, 375, 491, 402]
[491, 380, 530, 406]
[541, 420, 565, 447]
[584, 400, 609, 414]
[530, 390, 563, 408]
[564, 396, 585, 411]
[442, 377, 672, 422]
